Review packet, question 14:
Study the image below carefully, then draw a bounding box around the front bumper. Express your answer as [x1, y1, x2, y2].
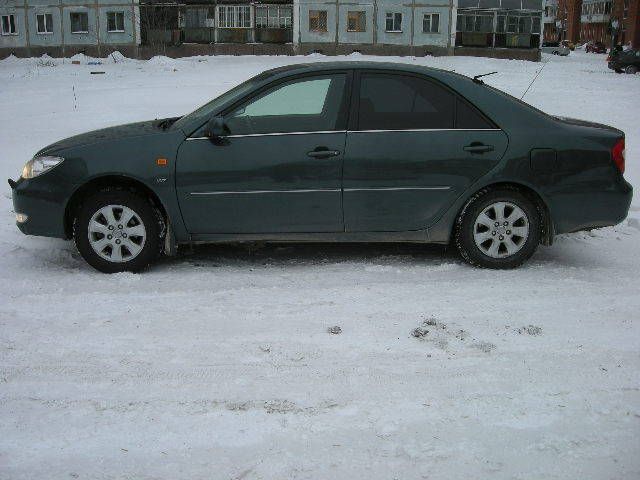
[9, 176, 71, 239]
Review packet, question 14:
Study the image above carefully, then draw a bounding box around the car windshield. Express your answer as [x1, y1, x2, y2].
[172, 72, 272, 132]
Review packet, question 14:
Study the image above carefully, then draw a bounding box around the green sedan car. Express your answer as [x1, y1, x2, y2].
[9, 61, 632, 273]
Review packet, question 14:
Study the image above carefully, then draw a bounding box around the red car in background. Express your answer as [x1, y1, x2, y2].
[586, 41, 607, 53]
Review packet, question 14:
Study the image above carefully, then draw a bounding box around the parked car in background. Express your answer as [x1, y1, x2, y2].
[542, 42, 570, 56]
[9, 62, 632, 272]
[586, 41, 607, 53]
[608, 49, 640, 74]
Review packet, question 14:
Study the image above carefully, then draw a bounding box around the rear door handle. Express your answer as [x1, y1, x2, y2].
[307, 149, 341, 159]
[463, 144, 494, 154]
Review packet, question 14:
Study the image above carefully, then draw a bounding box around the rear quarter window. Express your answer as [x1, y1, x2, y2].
[455, 98, 496, 129]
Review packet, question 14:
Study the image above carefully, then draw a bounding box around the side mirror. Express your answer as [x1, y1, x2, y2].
[204, 116, 229, 144]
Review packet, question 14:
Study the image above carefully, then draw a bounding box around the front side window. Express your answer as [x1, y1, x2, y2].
[309, 10, 327, 32]
[218, 5, 251, 28]
[347, 11, 366, 32]
[36, 13, 53, 34]
[1, 14, 17, 35]
[422, 13, 440, 33]
[70, 12, 89, 33]
[107, 11, 125, 32]
[385, 12, 402, 32]
[357, 73, 454, 130]
[224, 75, 346, 136]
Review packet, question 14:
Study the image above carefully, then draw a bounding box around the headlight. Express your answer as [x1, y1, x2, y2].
[21, 156, 64, 179]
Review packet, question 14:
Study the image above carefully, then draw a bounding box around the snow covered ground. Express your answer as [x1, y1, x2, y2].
[1, 51, 639, 479]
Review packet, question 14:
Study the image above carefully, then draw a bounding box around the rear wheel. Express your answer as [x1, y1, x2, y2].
[74, 190, 163, 273]
[455, 189, 541, 269]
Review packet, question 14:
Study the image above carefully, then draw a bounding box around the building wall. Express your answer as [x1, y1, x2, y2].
[0, 4, 28, 48]
[545, 0, 639, 47]
[0, 0, 140, 53]
[337, 3, 374, 44]
[296, 0, 454, 52]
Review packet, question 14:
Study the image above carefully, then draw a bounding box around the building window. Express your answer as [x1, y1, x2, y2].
[623, 0, 629, 18]
[385, 12, 402, 32]
[107, 12, 125, 32]
[347, 11, 366, 32]
[422, 13, 440, 33]
[256, 6, 292, 29]
[309, 10, 327, 32]
[70, 12, 89, 33]
[1, 14, 17, 35]
[532, 16, 540, 34]
[458, 13, 494, 33]
[36, 13, 54, 34]
[218, 5, 251, 29]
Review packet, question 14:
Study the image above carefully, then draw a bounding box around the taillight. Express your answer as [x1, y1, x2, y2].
[612, 138, 625, 174]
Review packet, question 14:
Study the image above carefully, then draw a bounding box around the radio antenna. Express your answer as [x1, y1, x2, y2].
[472, 71, 498, 84]
[521, 59, 549, 100]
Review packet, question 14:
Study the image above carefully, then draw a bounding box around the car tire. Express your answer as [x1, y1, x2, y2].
[625, 65, 638, 74]
[454, 188, 542, 269]
[74, 189, 164, 273]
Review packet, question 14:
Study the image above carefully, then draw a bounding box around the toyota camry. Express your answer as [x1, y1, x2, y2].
[9, 61, 632, 272]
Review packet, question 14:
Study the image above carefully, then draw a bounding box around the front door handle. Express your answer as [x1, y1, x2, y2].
[307, 149, 341, 159]
[463, 143, 494, 154]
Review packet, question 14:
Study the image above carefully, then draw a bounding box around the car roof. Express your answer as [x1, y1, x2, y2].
[262, 60, 457, 78]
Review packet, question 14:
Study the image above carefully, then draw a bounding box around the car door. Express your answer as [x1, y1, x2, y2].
[175, 72, 349, 234]
[343, 71, 508, 232]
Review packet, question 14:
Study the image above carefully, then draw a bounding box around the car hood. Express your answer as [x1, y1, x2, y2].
[36, 120, 165, 156]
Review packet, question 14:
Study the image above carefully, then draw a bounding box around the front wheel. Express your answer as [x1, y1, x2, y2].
[625, 65, 638, 74]
[454, 189, 541, 269]
[74, 190, 163, 273]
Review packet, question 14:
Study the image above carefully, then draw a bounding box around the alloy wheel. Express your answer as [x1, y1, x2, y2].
[473, 201, 530, 259]
[87, 204, 147, 263]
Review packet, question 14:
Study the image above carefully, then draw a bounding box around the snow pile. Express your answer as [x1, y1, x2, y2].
[147, 55, 177, 66]
[0, 51, 639, 480]
[109, 50, 128, 63]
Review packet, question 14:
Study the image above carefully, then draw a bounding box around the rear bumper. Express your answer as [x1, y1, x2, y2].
[551, 178, 633, 234]
[10, 176, 71, 239]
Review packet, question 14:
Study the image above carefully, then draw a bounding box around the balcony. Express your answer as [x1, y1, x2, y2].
[581, 14, 610, 23]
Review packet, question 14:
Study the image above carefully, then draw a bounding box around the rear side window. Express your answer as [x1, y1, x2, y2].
[357, 73, 455, 130]
[456, 98, 495, 129]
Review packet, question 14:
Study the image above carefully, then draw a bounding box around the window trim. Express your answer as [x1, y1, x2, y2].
[1, 14, 18, 36]
[190, 70, 353, 138]
[346, 10, 366, 32]
[385, 12, 403, 32]
[70, 11, 89, 34]
[422, 13, 440, 34]
[255, 5, 292, 29]
[217, 5, 252, 29]
[36, 13, 54, 35]
[106, 11, 125, 33]
[308, 9, 328, 33]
